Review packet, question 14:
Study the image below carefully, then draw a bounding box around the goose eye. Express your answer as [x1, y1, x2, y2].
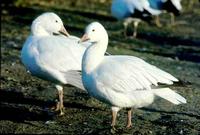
[55, 20, 58, 23]
[92, 29, 95, 32]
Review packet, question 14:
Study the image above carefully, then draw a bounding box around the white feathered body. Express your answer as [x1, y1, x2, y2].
[148, 0, 182, 13]
[111, 0, 161, 20]
[21, 35, 87, 88]
[82, 22, 186, 109]
[82, 54, 186, 108]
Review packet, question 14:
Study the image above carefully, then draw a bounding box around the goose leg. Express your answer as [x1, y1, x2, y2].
[133, 21, 137, 38]
[170, 13, 175, 26]
[55, 85, 65, 116]
[111, 110, 117, 129]
[111, 107, 120, 129]
[155, 15, 162, 27]
[123, 21, 129, 38]
[126, 108, 132, 128]
[133, 20, 140, 38]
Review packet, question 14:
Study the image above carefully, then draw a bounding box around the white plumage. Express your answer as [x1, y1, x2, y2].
[111, 0, 161, 37]
[79, 22, 186, 128]
[148, 0, 182, 12]
[148, 0, 182, 26]
[111, 0, 161, 19]
[21, 12, 89, 115]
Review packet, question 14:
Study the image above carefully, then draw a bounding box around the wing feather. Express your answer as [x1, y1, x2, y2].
[33, 36, 88, 84]
[95, 56, 178, 93]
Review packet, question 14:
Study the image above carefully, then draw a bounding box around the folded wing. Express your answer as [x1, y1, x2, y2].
[96, 55, 178, 93]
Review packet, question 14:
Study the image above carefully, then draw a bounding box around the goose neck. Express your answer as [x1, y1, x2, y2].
[82, 38, 108, 74]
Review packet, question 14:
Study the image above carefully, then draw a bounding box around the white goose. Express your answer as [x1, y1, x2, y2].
[21, 12, 90, 115]
[79, 22, 186, 128]
[148, 0, 182, 26]
[111, 0, 161, 37]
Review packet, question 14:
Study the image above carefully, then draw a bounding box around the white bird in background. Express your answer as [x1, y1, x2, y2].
[111, 0, 161, 37]
[148, 0, 182, 26]
[79, 22, 186, 128]
[21, 12, 90, 115]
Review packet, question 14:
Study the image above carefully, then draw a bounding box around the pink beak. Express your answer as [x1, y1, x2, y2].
[79, 34, 90, 43]
[59, 25, 70, 37]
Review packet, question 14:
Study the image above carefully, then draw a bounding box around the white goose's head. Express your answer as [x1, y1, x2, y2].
[31, 12, 69, 37]
[79, 22, 108, 44]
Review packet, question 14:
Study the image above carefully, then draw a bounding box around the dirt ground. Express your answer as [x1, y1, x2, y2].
[1, 0, 200, 134]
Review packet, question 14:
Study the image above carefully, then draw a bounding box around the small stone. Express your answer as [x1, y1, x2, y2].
[45, 121, 56, 125]
[148, 130, 152, 134]
[7, 41, 18, 48]
[179, 129, 183, 135]
[177, 66, 182, 70]
[175, 57, 179, 61]
[11, 62, 16, 66]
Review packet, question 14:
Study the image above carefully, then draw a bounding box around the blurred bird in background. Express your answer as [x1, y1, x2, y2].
[111, 0, 161, 38]
[148, 0, 182, 27]
[111, 0, 182, 37]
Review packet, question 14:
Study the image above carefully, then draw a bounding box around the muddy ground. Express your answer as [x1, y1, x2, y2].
[1, 0, 200, 134]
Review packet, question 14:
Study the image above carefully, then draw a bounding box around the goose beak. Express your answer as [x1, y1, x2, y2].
[78, 34, 90, 43]
[59, 25, 70, 37]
